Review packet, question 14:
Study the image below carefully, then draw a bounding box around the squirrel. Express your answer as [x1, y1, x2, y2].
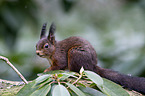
[36, 23, 145, 94]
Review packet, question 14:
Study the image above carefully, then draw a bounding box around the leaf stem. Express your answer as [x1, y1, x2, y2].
[72, 73, 82, 85]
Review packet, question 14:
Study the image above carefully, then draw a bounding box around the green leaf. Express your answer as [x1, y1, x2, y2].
[58, 73, 63, 78]
[68, 90, 78, 96]
[84, 71, 103, 86]
[55, 71, 77, 80]
[30, 84, 51, 96]
[89, 83, 96, 87]
[66, 83, 86, 96]
[52, 84, 70, 96]
[61, 73, 77, 79]
[47, 83, 57, 96]
[36, 78, 53, 88]
[63, 71, 76, 77]
[78, 86, 107, 96]
[102, 78, 129, 96]
[38, 71, 77, 80]
[77, 83, 86, 87]
[35, 74, 50, 84]
[16, 81, 38, 96]
[44, 70, 65, 74]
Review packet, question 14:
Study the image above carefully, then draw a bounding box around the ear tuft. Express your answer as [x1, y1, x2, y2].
[40, 23, 47, 39]
[49, 22, 56, 35]
[48, 23, 56, 45]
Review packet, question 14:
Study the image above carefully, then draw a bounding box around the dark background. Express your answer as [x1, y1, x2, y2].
[0, 0, 145, 81]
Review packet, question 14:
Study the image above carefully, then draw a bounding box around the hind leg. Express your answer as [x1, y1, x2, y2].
[68, 47, 97, 72]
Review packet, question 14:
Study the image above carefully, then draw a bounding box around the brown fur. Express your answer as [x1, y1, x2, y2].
[36, 23, 145, 94]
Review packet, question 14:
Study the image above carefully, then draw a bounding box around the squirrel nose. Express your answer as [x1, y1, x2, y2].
[36, 52, 39, 55]
[36, 50, 41, 55]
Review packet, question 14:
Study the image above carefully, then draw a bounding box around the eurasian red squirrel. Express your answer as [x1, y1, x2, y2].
[36, 23, 145, 94]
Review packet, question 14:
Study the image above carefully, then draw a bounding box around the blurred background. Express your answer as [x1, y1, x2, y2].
[0, 0, 145, 81]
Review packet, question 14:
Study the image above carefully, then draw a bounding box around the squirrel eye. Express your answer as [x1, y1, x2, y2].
[44, 43, 49, 48]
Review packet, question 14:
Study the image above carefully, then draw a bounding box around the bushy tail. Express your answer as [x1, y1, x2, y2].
[95, 66, 145, 94]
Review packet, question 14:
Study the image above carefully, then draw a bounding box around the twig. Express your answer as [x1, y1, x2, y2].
[72, 74, 82, 85]
[0, 56, 28, 84]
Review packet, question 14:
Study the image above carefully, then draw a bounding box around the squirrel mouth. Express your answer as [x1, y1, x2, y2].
[39, 55, 45, 58]
[36, 50, 46, 57]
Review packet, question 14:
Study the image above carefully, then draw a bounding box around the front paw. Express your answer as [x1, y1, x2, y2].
[44, 68, 51, 72]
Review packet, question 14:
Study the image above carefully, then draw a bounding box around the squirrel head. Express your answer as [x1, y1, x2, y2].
[36, 23, 56, 58]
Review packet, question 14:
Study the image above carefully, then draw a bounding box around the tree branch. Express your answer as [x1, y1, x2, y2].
[0, 56, 28, 84]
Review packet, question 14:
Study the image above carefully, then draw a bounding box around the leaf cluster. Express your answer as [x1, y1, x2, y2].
[16, 68, 129, 96]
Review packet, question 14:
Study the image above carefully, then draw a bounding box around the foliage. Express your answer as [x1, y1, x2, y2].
[0, 0, 38, 50]
[16, 68, 129, 96]
[0, 79, 24, 96]
[0, 0, 145, 82]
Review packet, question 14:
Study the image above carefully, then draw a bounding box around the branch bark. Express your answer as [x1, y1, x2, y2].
[0, 56, 28, 84]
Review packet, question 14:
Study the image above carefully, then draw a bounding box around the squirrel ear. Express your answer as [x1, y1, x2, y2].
[40, 23, 47, 39]
[48, 23, 56, 45]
